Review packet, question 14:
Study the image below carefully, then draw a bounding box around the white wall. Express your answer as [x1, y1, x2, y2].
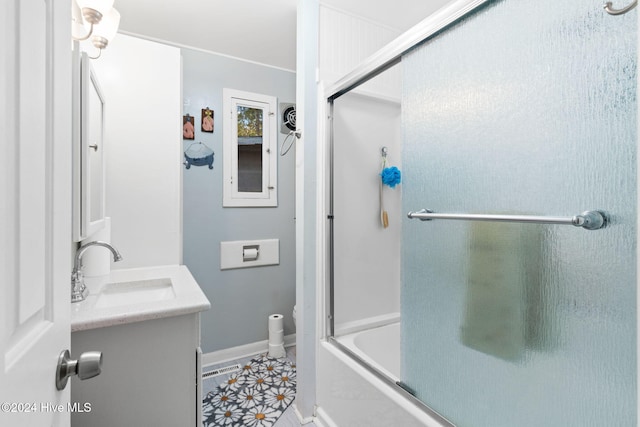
[180, 48, 296, 353]
[93, 35, 182, 269]
[319, 3, 401, 96]
[295, 0, 321, 419]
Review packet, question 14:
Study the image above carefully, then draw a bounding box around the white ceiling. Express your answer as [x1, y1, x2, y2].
[115, 0, 452, 71]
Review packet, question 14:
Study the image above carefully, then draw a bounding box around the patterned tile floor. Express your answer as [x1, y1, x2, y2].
[202, 346, 316, 427]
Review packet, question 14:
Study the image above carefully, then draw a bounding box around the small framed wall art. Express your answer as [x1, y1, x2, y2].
[201, 108, 214, 133]
[183, 114, 195, 140]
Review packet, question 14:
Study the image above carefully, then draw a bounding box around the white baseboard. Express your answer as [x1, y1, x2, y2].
[202, 333, 296, 368]
[314, 406, 339, 427]
[293, 404, 318, 425]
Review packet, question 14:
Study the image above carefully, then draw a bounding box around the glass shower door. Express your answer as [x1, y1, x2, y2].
[401, 0, 636, 426]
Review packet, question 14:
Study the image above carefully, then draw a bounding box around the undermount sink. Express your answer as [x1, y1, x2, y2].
[95, 277, 175, 308]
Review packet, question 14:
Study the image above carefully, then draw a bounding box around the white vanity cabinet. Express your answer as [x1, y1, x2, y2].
[70, 265, 210, 427]
[71, 314, 201, 426]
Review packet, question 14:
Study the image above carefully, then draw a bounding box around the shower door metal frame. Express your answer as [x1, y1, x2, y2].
[324, 0, 491, 425]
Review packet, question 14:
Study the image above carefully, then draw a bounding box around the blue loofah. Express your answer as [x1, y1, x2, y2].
[381, 166, 401, 188]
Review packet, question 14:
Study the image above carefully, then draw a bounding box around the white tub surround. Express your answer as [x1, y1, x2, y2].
[71, 264, 210, 332]
[317, 342, 446, 427]
[70, 264, 209, 427]
[335, 321, 400, 381]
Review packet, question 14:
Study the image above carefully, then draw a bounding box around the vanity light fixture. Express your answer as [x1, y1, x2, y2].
[71, 0, 120, 59]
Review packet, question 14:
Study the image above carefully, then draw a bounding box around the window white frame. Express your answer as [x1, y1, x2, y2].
[223, 88, 278, 207]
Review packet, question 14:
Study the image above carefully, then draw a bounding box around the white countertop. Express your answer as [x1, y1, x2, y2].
[71, 264, 210, 332]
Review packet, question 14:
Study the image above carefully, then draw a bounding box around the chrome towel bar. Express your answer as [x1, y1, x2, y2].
[407, 209, 606, 230]
[603, 1, 637, 15]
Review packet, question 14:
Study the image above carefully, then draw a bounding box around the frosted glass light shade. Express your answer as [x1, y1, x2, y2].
[92, 7, 120, 47]
[71, 1, 91, 40]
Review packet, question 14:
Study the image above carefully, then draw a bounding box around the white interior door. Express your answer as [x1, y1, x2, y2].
[0, 1, 72, 426]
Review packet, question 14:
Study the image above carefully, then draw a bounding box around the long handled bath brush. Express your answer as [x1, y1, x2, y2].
[380, 147, 389, 228]
[380, 178, 389, 228]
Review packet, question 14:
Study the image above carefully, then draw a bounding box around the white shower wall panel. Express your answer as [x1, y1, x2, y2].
[319, 4, 401, 99]
[332, 92, 401, 329]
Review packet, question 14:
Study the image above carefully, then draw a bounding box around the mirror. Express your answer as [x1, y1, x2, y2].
[73, 51, 106, 241]
[87, 62, 105, 224]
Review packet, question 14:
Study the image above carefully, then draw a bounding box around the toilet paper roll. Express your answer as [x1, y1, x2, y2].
[268, 314, 286, 358]
[80, 217, 111, 277]
[243, 248, 259, 261]
[268, 314, 284, 334]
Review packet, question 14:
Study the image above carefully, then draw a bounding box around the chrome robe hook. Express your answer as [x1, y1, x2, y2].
[280, 130, 301, 156]
[604, 0, 637, 15]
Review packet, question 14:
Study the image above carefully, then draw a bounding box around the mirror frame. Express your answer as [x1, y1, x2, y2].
[73, 51, 106, 241]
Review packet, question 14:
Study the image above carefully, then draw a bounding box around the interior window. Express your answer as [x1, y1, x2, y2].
[223, 89, 277, 207]
[236, 105, 263, 193]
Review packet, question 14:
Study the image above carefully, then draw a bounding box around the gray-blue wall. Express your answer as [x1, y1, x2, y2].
[181, 48, 296, 353]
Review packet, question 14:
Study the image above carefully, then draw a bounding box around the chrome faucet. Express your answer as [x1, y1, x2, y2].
[71, 241, 123, 303]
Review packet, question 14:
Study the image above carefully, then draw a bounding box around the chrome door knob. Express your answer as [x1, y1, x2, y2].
[55, 349, 103, 390]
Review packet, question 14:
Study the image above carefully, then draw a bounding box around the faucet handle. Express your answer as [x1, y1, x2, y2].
[71, 284, 88, 303]
[71, 268, 87, 303]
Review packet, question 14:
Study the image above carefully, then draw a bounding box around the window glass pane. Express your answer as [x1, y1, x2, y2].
[237, 106, 263, 193]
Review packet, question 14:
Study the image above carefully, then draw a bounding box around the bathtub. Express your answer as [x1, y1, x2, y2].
[335, 321, 401, 381]
[319, 318, 448, 427]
